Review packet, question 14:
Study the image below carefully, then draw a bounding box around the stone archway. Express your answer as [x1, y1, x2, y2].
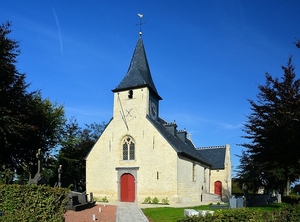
[116, 167, 139, 202]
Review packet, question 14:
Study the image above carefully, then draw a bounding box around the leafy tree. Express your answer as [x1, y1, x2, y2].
[231, 178, 243, 195]
[238, 56, 300, 195]
[0, 21, 66, 181]
[296, 39, 300, 48]
[1, 21, 29, 172]
[236, 151, 264, 193]
[291, 183, 300, 194]
[0, 166, 14, 184]
[50, 118, 106, 190]
[17, 93, 65, 177]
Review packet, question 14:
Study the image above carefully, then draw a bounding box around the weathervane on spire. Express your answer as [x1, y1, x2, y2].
[137, 13, 145, 36]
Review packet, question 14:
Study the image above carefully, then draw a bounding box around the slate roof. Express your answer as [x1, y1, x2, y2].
[196, 146, 226, 170]
[147, 116, 211, 166]
[113, 37, 161, 100]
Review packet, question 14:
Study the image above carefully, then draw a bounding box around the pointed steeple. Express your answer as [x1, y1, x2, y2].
[113, 37, 161, 100]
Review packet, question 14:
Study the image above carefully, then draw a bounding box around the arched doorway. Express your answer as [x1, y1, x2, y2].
[120, 173, 135, 202]
[214, 181, 222, 196]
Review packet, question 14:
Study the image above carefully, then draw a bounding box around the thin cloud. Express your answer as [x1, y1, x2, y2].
[52, 7, 63, 55]
[220, 122, 243, 130]
[65, 107, 111, 119]
[162, 111, 244, 132]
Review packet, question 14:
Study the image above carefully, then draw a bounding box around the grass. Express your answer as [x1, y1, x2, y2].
[142, 203, 287, 222]
[142, 205, 211, 222]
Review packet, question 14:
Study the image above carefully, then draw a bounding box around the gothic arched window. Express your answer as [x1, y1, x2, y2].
[122, 136, 135, 160]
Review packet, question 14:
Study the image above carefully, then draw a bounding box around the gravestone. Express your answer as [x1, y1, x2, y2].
[230, 197, 237, 208]
[275, 190, 281, 203]
[54, 165, 63, 188]
[276, 191, 281, 203]
[242, 183, 249, 206]
[230, 197, 244, 208]
[29, 149, 47, 185]
[251, 194, 267, 206]
[184, 209, 199, 217]
[66, 191, 95, 211]
[236, 197, 244, 208]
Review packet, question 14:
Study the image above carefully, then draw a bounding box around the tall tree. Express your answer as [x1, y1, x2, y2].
[0, 22, 66, 180]
[1, 21, 28, 171]
[238, 56, 300, 194]
[15, 93, 66, 178]
[295, 39, 300, 48]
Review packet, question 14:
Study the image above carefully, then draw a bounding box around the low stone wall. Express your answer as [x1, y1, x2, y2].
[203, 192, 221, 202]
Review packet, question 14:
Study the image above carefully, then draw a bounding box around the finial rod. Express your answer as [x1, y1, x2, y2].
[137, 13, 145, 36]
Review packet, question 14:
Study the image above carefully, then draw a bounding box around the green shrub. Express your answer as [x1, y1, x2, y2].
[274, 204, 300, 222]
[162, 197, 169, 205]
[0, 184, 69, 222]
[282, 195, 300, 205]
[101, 196, 109, 202]
[152, 197, 159, 204]
[177, 204, 300, 222]
[143, 196, 151, 204]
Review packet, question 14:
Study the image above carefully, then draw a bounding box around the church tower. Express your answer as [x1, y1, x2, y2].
[112, 37, 162, 130]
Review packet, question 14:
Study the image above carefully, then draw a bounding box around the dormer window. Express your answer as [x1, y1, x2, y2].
[128, 90, 133, 99]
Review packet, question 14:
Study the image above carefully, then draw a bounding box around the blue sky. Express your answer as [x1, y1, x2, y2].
[2, 1, 300, 175]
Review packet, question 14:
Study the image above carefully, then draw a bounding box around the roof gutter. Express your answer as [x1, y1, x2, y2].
[177, 151, 211, 168]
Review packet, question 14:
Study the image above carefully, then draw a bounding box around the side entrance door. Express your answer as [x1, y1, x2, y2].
[214, 181, 222, 196]
[120, 173, 135, 202]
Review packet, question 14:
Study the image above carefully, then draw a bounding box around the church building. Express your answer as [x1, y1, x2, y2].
[86, 35, 231, 204]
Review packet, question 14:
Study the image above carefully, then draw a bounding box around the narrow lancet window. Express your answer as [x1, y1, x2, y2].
[129, 142, 135, 160]
[192, 163, 196, 182]
[123, 142, 128, 160]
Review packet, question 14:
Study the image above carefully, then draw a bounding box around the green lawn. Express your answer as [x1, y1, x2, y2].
[142, 205, 213, 222]
[142, 203, 287, 222]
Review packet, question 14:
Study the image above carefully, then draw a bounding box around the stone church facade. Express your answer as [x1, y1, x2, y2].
[86, 36, 231, 204]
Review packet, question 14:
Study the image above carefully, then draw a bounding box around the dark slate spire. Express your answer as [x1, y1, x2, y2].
[113, 37, 161, 100]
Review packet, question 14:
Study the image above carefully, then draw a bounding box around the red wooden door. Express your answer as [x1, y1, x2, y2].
[120, 173, 135, 202]
[214, 181, 222, 196]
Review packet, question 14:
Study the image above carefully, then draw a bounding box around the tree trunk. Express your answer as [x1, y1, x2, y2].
[286, 178, 290, 195]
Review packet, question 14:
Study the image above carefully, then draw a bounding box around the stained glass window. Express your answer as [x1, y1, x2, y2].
[129, 142, 135, 160]
[122, 136, 135, 160]
[123, 142, 128, 160]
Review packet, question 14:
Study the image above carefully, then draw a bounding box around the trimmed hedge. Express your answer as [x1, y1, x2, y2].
[177, 204, 300, 222]
[282, 195, 300, 205]
[0, 184, 69, 222]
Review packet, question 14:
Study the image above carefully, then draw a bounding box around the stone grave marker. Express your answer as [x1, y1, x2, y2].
[229, 197, 237, 208]
[237, 197, 244, 208]
[29, 149, 47, 185]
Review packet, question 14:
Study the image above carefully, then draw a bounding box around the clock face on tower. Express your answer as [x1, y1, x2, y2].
[150, 100, 158, 120]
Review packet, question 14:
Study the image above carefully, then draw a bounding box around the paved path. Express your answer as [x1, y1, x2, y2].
[116, 202, 149, 222]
